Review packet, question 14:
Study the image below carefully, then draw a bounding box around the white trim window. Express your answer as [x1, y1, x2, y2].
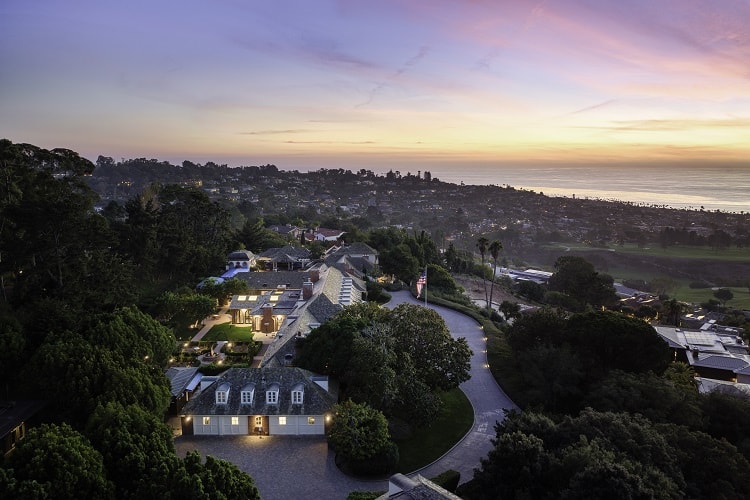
[292, 390, 303, 404]
[266, 390, 278, 404]
[216, 383, 230, 404]
[241, 390, 253, 404]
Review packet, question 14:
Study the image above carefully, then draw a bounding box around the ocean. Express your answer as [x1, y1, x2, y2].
[418, 163, 750, 214]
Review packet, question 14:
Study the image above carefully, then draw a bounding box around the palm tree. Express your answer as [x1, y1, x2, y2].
[476, 237, 489, 309]
[662, 298, 685, 327]
[488, 240, 503, 310]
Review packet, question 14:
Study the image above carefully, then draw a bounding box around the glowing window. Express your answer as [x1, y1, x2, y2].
[279, 416, 287, 425]
[231, 416, 239, 426]
[307, 417, 315, 425]
[202, 417, 211, 426]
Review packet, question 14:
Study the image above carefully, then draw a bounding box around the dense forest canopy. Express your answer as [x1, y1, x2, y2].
[0, 140, 259, 498]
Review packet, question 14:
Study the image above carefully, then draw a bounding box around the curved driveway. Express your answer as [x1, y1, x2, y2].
[387, 291, 519, 481]
[174, 290, 517, 499]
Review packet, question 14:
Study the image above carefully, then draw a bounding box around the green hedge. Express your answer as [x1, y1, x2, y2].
[431, 469, 460, 493]
[336, 441, 400, 478]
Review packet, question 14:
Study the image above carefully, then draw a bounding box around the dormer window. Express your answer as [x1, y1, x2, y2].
[215, 382, 230, 405]
[292, 390, 303, 404]
[291, 382, 304, 404]
[241, 384, 255, 405]
[266, 383, 279, 404]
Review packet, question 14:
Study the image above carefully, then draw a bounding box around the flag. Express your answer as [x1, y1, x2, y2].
[416, 270, 426, 298]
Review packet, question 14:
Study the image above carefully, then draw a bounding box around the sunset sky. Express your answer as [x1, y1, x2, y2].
[1, 0, 749, 170]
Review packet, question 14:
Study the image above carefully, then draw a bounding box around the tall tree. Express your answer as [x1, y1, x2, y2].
[388, 303, 472, 391]
[476, 236, 489, 308]
[85, 402, 180, 499]
[378, 243, 419, 283]
[548, 255, 617, 310]
[181, 451, 261, 500]
[488, 240, 503, 310]
[0, 139, 133, 310]
[473, 409, 687, 500]
[2, 423, 113, 498]
[564, 311, 672, 379]
[714, 287, 734, 306]
[662, 298, 685, 327]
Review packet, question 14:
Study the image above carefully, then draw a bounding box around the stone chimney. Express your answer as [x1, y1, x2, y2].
[262, 303, 274, 334]
[303, 280, 314, 300]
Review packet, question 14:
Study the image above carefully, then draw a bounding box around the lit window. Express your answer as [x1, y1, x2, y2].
[203, 417, 211, 425]
[255, 416, 262, 426]
[279, 416, 287, 425]
[241, 391, 253, 404]
[308, 417, 315, 425]
[266, 390, 278, 404]
[292, 391, 303, 404]
[231, 417, 239, 426]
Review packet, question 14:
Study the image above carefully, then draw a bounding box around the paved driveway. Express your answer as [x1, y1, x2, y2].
[386, 292, 519, 481]
[174, 290, 517, 499]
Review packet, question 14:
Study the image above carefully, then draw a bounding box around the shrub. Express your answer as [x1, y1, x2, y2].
[366, 280, 392, 304]
[345, 441, 399, 477]
[198, 363, 228, 376]
[431, 469, 460, 492]
[346, 492, 384, 500]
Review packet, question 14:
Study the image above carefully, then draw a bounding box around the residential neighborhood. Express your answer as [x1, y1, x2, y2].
[3, 140, 750, 499]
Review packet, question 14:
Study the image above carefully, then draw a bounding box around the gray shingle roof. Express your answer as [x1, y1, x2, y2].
[694, 355, 749, 371]
[227, 250, 255, 261]
[257, 246, 310, 262]
[166, 367, 201, 397]
[237, 271, 310, 290]
[307, 293, 343, 324]
[181, 367, 335, 416]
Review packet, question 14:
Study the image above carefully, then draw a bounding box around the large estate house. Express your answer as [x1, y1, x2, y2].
[180, 367, 335, 436]
[180, 244, 376, 436]
[226, 245, 372, 345]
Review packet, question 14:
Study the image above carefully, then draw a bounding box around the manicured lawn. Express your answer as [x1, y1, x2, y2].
[542, 242, 750, 262]
[201, 323, 255, 342]
[394, 388, 474, 473]
[612, 243, 750, 262]
[538, 243, 750, 308]
[670, 285, 750, 310]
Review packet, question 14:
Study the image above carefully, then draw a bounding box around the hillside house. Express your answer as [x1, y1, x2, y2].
[654, 326, 750, 383]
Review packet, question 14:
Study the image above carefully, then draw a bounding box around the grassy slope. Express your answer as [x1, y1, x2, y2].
[537, 243, 750, 308]
[395, 388, 474, 473]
